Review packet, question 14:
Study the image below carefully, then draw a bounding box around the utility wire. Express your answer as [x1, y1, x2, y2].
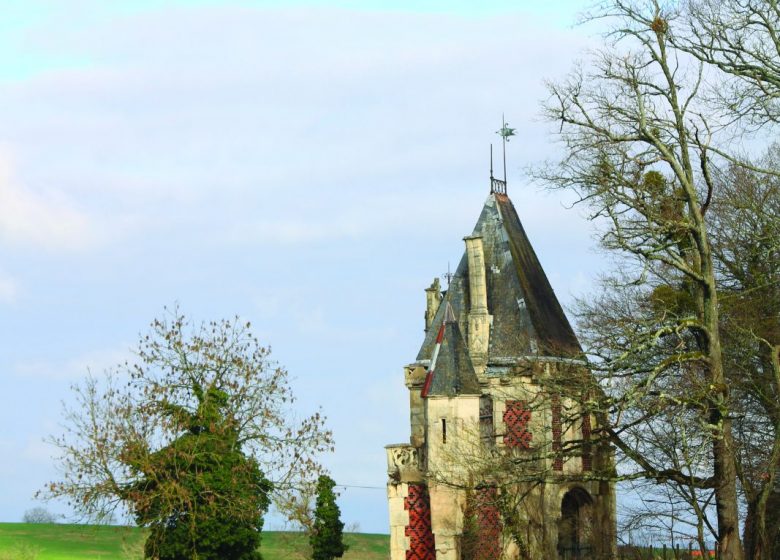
[334, 484, 385, 490]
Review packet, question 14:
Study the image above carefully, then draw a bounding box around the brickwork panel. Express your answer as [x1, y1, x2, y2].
[503, 400, 532, 449]
[582, 411, 593, 472]
[404, 484, 435, 560]
[552, 394, 563, 471]
[475, 486, 501, 560]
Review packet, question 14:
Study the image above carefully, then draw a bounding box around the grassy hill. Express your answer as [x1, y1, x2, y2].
[0, 523, 389, 560]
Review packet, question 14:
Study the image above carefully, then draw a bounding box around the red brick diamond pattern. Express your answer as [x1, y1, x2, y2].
[405, 484, 435, 560]
[475, 486, 501, 560]
[552, 394, 563, 471]
[582, 411, 593, 472]
[503, 400, 532, 449]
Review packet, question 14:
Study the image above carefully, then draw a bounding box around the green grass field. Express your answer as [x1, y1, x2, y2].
[0, 523, 389, 560]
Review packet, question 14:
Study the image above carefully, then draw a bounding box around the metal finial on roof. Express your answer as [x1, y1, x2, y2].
[497, 113, 516, 181]
[498, 114, 517, 141]
[443, 262, 454, 288]
[491, 114, 514, 195]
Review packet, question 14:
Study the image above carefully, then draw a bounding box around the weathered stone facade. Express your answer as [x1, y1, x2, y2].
[386, 191, 617, 559]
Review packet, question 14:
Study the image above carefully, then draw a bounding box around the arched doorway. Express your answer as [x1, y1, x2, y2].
[557, 488, 594, 559]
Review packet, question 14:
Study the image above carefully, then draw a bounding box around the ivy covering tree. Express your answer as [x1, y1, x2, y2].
[42, 309, 333, 559]
[131, 385, 272, 560]
[310, 475, 346, 560]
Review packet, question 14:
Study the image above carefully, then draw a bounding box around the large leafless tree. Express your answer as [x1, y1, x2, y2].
[534, 1, 779, 558]
[709, 153, 780, 560]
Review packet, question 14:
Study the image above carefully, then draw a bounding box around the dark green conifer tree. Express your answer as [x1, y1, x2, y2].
[132, 386, 272, 560]
[310, 475, 347, 560]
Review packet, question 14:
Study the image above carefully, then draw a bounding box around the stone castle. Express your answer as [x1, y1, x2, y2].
[385, 181, 617, 560]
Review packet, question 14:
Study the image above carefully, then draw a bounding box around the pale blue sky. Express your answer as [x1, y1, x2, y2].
[0, 0, 597, 534]
[0, 0, 586, 79]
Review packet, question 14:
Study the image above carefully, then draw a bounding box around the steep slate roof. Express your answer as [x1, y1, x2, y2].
[426, 304, 481, 397]
[416, 193, 581, 365]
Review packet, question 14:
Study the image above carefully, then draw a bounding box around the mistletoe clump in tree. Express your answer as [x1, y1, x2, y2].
[42, 309, 333, 560]
[310, 475, 347, 560]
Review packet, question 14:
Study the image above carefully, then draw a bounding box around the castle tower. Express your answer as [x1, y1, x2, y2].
[385, 184, 617, 560]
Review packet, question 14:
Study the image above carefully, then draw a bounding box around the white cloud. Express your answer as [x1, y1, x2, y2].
[0, 7, 595, 250]
[223, 188, 482, 246]
[13, 346, 130, 380]
[0, 151, 94, 251]
[231, 219, 363, 245]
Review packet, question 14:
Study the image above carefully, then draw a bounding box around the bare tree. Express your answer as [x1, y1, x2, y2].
[676, 0, 780, 126]
[615, 413, 718, 552]
[22, 507, 57, 524]
[536, 1, 759, 557]
[564, 149, 780, 560]
[709, 151, 780, 560]
[40, 308, 334, 554]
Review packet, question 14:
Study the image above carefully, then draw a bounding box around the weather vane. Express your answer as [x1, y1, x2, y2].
[443, 262, 454, 288]
[497, 114, 516, 181]
[490, 114, 515, 195]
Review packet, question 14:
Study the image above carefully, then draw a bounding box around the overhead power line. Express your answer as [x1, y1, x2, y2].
[334, 484, 385, 491]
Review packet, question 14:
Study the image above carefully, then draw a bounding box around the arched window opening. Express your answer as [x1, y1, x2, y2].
[557, 488, 594, 559]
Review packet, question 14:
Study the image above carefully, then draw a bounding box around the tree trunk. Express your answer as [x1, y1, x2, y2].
[743, 500, 756, 560]
[712, 419, 744, 560]
[703, 259, 744, 560]
[746, 489, 780, 560]
[767, 489, 780, 560]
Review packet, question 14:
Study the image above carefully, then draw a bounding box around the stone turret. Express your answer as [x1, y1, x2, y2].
[385, 188, 617, 560]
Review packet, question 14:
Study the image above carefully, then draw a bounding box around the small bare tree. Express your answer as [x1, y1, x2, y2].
[22, 507, 56, 524]
[40, 307, 334, 558]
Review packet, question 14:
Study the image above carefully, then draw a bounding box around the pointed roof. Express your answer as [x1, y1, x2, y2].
[417, 193, 581, 365]
[426, 304, 481, 397]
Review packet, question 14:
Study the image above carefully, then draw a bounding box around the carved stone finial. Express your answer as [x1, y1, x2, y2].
[424, 278, 442, 332]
